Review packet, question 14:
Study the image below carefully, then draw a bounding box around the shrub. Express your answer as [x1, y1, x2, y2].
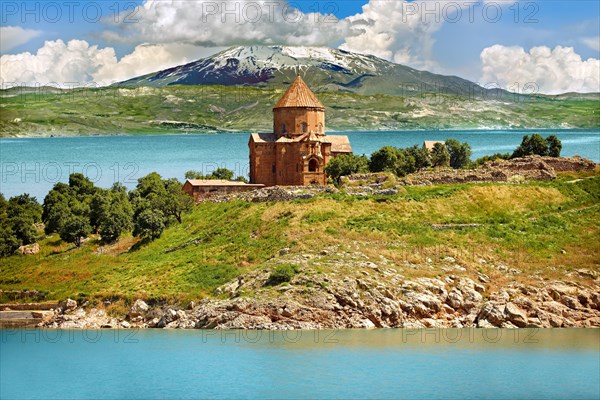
[445, 139, 472, 169]
[473, 153, 511, 167]
[325, 154, 369, 184]
[547, 135, 562, 157]
[431, 142, 450, 167]
[133, 208, 165, 240]
[369, 146, 400, 173]
[512, 134, 549, 158]
[59, 215, 92, 247]
[266, 264, 298, 286]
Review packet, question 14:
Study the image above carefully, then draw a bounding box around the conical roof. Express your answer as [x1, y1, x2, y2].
[274, 75, 325, 109]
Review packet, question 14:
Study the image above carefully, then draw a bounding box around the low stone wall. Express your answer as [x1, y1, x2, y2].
[344, 156, 597, 187]
[538, 155, 597, 172]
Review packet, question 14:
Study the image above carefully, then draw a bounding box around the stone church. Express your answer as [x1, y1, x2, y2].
[249, 75, 352, 186]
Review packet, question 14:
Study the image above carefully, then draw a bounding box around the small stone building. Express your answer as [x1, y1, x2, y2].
[183, 179, 264, 202]
[249, 75, 352, 186]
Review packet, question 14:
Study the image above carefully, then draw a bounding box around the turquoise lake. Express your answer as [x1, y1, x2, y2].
[0, 129, 598, 199]
[1, 328, 598, 399]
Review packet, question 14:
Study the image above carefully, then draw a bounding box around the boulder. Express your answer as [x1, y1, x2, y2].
[18, 243, 40, 255]
[477, 302, 505, 327]
[65, 298, 77, 310]
[130, 299, 149, 314]
[446, 288, 463, 310]
[504, 302, 528, 327]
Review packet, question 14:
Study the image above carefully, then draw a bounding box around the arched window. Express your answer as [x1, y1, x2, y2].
[308, 158, 318, 172]
[318, 123, 323, 134]
[301, 122, 308, 133]
[282, 123, 286, 133]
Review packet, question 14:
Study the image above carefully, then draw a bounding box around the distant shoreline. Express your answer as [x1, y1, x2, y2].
[2, 126, 599, 140]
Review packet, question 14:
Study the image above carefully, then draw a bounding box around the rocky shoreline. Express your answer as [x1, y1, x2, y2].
[25, 258, 599, 330]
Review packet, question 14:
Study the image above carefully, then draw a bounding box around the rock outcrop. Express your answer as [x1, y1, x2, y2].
[38, 257, 600, 330]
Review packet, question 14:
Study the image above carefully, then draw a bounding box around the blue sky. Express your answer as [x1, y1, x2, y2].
[1, 1, 599, 93]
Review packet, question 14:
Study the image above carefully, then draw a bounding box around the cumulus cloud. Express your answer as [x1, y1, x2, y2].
[481, 45, 600, 94]
[339, 1, 445, 70]
[1, 0, 451, 85]
[0, 40, 220, 86]
[103, 0, 445, 70]
[0, 26, 42, 52]
[102, 0, 349, 47]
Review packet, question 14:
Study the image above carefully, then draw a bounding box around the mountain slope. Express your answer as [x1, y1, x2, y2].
[118, 46, 500, 98]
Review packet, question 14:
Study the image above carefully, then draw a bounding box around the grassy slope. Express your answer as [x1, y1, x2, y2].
[1, 86, 599, 136]
[1, 171, 598, 304]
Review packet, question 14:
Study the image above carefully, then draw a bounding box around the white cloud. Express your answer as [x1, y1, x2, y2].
[0, 40, 220, 86]
[338, 1, 445, 71]
[104, 0, 445, 71]
[581, 37, 600, 52]
[0, 0, 451, 86]
[102, 0, 349, 47]
[481, 45, 600, 94]
[0, 26, 42, 52]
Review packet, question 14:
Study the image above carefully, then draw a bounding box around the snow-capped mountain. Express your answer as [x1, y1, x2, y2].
[118, 45, 491, 97]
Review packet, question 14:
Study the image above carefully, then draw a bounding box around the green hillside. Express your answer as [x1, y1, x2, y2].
[1, 85, 598, 137]
[1, 171, 598, 305]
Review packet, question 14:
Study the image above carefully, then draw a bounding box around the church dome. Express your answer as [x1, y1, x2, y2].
[273, 75, 325, 110]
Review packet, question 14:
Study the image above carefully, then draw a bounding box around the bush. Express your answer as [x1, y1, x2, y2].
[473, 153, 511, 167]
[59, 215, 92, 247]
[431, 142, 450, 167]
[185, 168, 237, 181]
[547, 135, 562, 157]
[445, 139, 472, 169]
[512, 134, 549, 158]
[325, 154, 369, 184]
[133, 208, 166, 240]
[266, 264, 298, 286]
[369, 146, 400, 173]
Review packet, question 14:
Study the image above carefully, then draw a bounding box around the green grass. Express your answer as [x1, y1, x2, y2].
[1, 172, 599, 303]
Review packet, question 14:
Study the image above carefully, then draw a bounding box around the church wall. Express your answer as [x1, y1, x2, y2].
[273, 108, 325, 137]
[250, 142, 277, 186]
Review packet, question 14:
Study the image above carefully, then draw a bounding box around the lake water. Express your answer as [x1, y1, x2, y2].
[0, 129, 598, 200]
[1, 328, 598, 399]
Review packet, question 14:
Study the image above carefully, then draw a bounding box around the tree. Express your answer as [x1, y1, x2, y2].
[210, 168, 234, 181]
[97, 187, 134, 242]
[404, 145, 431, 171]
[325, 154, 369, 183]
[185, 168, 237, 181]
[369, 146, 400, 173]
[43, 200, 71, 235]
[0, 194, 20, 256]
[185, 170, 205, 180]
[445, 139, 472, 169]
[59, 215, 92, 247]
[0, 193, 7, 218]
[547, 135, 562, 157]
[69, 173, 98, 198]
[7, 194, 42, 222]
[234, 176, 249, 183]
[431, 143, 450, 167]
[162, 179, 194, 224]
[5, 194, 42, 246]
[134, 208, 165, 240]
[0, 224, 20, 257]
[9, 215, 37, 245]
[512, 134, 549, 158]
